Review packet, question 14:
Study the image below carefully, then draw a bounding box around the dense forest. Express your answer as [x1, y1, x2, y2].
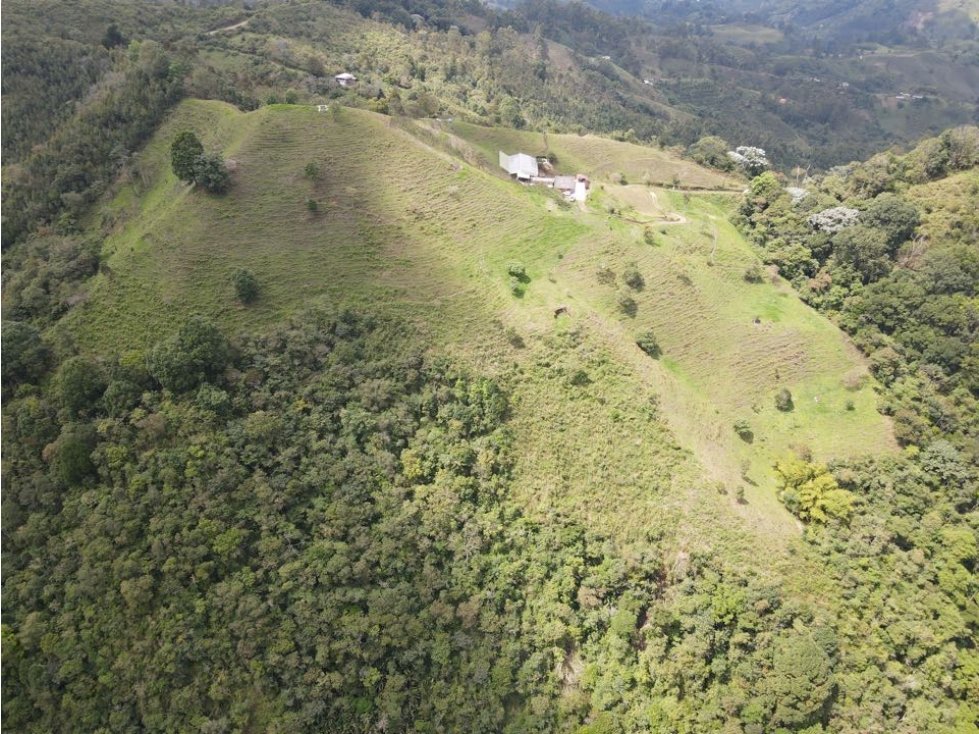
[0, 310, 877, 732]
[5, 301, 975, 731]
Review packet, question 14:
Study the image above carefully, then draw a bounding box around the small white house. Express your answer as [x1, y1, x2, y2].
[316, 104, 330, 112]
[335, 72, 357, 88]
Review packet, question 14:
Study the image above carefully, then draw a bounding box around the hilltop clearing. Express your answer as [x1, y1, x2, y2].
[52, 100, 895, 554]
[4, 99, 977, 734]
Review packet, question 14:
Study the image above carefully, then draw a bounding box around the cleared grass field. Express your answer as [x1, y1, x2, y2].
[552, 188, 896, 525]
[709, 23, 785, 45]
[443, 120, 744, 190]
[63, 99, 895, 571]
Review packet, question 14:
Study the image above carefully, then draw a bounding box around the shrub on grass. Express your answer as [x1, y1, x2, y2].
[304, 161, 320, 179]
[636, 330, 661, 358]
[193, 153, 230, 194]
[617, 292, 637, 317]
[775, 388, 794, 412]
[232, 268, 260, 305]
[569, 369, 591, 387]
[306, 198, 319, 213]
[507, 262, 527, 280]
[643, 228, 656, 246]
[743, 263, 764, 283]
[597, 265, 616, 285]
[622, 264, 644, 290]
[733, 419, 753, 442]
[504, 327, 525, 349]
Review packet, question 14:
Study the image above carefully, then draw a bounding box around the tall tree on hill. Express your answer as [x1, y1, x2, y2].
[170, 131, 203, 183]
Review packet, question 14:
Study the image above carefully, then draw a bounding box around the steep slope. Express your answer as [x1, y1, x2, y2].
[61, 100, 895, 556]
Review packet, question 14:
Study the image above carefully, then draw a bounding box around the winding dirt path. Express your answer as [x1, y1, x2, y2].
[207, 18, 250, 35]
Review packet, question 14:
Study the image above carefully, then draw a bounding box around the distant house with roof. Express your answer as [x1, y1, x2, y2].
[499, 151, 539, 181]
[554, 174, 590, 202]
[335, 72, 357, 88]
[499, 151, 589, 201]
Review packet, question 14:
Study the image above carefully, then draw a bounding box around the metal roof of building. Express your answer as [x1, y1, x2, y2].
[498, 151, 539, 180]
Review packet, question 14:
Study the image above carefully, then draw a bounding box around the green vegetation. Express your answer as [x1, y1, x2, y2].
[2, 1, 978, 731]
[171, 131, 231, 193]
[1, 39, 183, 245]
[773, 457, 855, 523]
[170, 131, 205, 183]
[734, 418, 754, 442]
[775, 387, 794, 411]
[635, 329, 661, 358]
[739, 127, 979, 448]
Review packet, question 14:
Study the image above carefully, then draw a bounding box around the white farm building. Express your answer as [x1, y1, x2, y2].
[499, 151, 539, 181]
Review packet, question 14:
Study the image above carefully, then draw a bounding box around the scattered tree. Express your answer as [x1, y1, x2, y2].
[617, 292, 637, 317]
[733, 419, 753, 442]
[232, 268, 259, 304]
[636, 330, 661, 358]
[622, 264, 644, 290]
[171, 131, 204, 183]
[688, 135, 733, 170]
[193, 153, 230, 194]
[775, 388, 794, 412]
[743, 263, 764, 283]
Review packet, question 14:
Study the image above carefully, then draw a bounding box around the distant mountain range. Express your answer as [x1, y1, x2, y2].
[584, 0, 979, 45]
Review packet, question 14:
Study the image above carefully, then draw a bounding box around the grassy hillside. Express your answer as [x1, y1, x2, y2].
[436, 121, 743, 189]
[60, 100, 894, 558]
